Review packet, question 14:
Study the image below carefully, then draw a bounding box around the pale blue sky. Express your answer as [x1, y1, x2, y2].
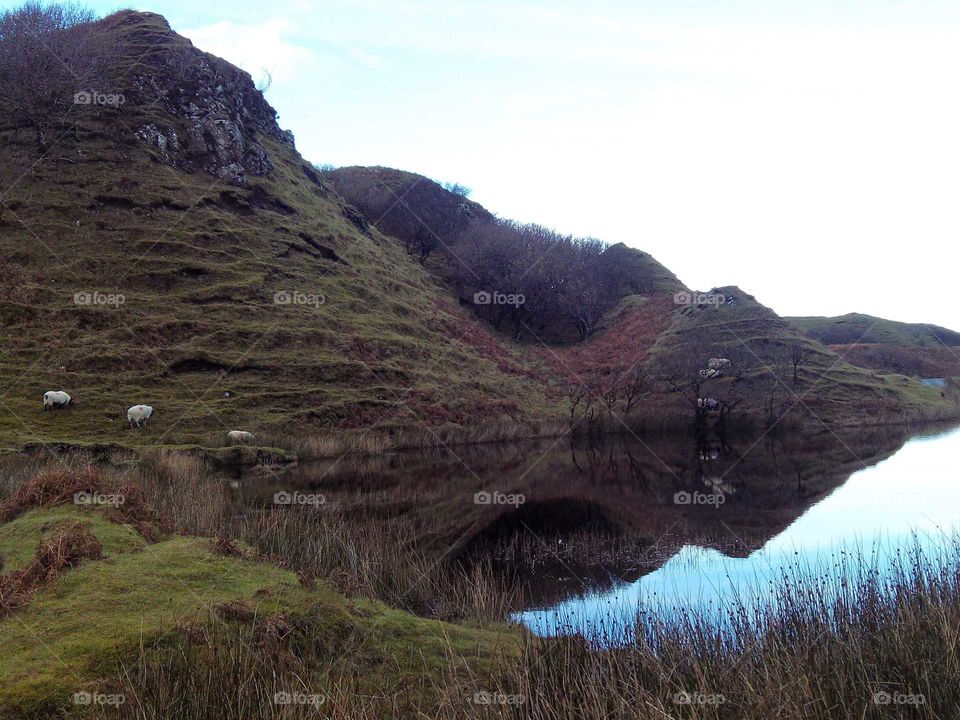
[13, 1, 960, 329]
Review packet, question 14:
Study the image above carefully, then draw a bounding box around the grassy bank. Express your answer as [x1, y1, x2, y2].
[1, 453, 960, 718]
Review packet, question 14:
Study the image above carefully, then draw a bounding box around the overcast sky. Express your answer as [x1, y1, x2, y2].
[68, 0, 960, 328]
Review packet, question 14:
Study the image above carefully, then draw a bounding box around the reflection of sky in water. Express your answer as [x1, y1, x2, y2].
[516, 425, 960, 643]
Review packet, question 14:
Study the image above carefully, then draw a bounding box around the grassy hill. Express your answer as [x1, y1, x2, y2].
[789, 313, 960, 348]
[1, 8, 960, 720]
[0, 9, 955, 456]
[789, 313, 960, 378]
[646, 289, 952, 426]
[0, 11, 569, 451]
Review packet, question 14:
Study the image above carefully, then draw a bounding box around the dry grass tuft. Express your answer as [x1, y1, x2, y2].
[0, 521, 102, 617]
[209, 535, 250, 559]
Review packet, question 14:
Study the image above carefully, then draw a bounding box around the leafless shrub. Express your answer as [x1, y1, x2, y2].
[0, 1, 103, 149]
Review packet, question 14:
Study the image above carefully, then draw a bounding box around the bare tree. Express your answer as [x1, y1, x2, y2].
[441, 181, 471, 197]
[401, 225, 440, 263]
[600, 379, 619, 420]
[565, 379, 597, 430]
[255, 68, 273, 94]
[763, 354, 792, 425]
[620, 365, 648, 414]
[457, 219, 614, 341]
[790, 343, 809, 385]
[0, 2, 102, 150]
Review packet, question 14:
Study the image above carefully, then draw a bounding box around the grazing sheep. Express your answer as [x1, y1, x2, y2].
[226, 430, 255, 445]
[42, 391, 73, 410]
[127, 404, 153, 428]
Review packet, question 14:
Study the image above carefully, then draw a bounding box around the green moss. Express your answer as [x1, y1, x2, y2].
[0, 507, 520, 717]
[0, 505, 144, 572]
[0, 535, 305, 707]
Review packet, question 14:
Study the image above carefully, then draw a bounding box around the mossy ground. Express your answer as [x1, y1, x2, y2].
[0, 503, 519, 718]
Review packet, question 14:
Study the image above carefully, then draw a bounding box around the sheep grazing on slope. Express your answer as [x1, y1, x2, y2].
[42, 391, 73, 410]
[226, 430, 256, 445]
[127, 404, 154, 428]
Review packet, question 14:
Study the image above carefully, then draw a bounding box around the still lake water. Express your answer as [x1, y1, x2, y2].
[519, 423, 960, 642]
[241, 421, 960, 645]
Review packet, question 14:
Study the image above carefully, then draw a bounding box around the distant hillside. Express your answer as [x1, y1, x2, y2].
[0, 10, 955, 452]
[327, 164, 956, 426]
[788, 314, 960, 378]
[789, 313, 960, 348]
[327, 165, 684, 343]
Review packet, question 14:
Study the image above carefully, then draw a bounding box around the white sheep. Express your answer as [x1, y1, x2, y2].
[226, 430, 255, 445]
[127, 404, 154, 428]
[42, 391, 73, 410]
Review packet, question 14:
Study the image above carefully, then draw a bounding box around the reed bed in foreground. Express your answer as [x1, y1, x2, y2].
[104, 538, 960, 720]
[5, 453, 960, 719]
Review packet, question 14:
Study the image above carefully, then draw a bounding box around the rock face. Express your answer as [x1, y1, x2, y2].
[110, 11, 293, 185]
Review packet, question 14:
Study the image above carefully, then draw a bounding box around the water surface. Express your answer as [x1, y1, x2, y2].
[238, 421, 960, 643]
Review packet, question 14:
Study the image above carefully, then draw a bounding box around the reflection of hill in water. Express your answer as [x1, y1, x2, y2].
[242, 423, 952, 609]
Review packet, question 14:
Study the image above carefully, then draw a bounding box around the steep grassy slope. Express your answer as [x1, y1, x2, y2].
[0, 10, 954, 456]
[789, 313, 960, 378]
[0, 11, 560, 450]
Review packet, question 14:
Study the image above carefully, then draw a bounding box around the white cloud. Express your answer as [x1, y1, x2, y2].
[180, 19, 325, 88]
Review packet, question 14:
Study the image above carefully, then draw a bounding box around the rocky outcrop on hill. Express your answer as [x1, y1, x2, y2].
[105, 11, 294, 185]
